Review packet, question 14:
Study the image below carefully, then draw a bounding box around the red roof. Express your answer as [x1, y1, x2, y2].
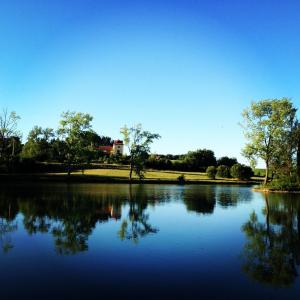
[113, 140, 123, 145]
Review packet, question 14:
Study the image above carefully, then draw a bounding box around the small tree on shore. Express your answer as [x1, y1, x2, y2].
[57, 111, 93, 175]
[216, 165, 231, 178]
[230, 163, 253, 180]
[120, 124, 160, 180]
[206, 166, 217, 179]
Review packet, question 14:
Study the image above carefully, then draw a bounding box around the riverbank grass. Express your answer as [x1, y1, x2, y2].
[52, 168, 261, 183]
[253, 176, 300, 192]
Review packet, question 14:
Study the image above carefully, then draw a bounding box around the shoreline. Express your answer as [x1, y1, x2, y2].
[252, 188, 300, 193]
[0, 173, 258, 185]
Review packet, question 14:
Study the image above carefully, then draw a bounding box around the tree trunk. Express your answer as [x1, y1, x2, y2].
[264, 194, 273, 248]
[129, 161, 133, 181]
[297, 136, 300, 178]
[67, 160, 71, 176]
[129, 152, 133, 181]
[12, 138, 15, 157]
[264, 163, 269, 185]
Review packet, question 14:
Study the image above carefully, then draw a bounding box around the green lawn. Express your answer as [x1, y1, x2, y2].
[60, 168, 260, 182]
[74, 169, 208, 180]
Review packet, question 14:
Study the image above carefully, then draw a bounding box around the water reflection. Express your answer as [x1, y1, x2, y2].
[182, 186, 216, 214]
[0, 184, 172, 254]
[215, 186, 253, 208]
[0, 184, 252, 255]
[118, 185, 159, 243]
[0, 198, 18, 252]
[241, 193, 300, 286]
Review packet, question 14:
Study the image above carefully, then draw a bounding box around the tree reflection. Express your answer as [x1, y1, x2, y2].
[0, 218, 17, 253]
[216, 186, 252, 208]
[0, 196, 18, 253]
[0, 184, 166, 254]
[182, 186, 216, 214]
[118, 185, 158, 244]
[19, 192, 123, 255]
[241, 193, 300, 286]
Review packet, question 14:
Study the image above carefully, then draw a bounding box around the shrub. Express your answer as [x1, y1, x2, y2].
[230, 164, 253, 180]
[216, 165, 231, 178]
[177, 174, 186, 184]
[206, 166, 217, 179]
[267, 175, 300, 191]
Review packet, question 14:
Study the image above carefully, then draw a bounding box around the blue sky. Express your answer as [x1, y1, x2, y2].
[1, 0, 300, 163]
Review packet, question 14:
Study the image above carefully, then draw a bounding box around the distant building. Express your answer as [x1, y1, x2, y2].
[97, 140, 124, 155]
[112, 140, 124, 155]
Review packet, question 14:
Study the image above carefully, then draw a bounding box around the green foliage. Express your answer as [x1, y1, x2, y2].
[185, 149, 216, 171]
[216, 165, 231, 178]
[230, 163, 253, 180]
[266, 175, 300, 191]
[206, 166, 217, 179]
[57, 111, 94, 175]
[21, 126, 55, 161]
[241, 98, 298, 184]
[217, 156, 238, 167]
[0, 109, 21, 171]
[253, 168, 266, 177]
[146, 155, 172, 170]
[120, 123, 160, 180]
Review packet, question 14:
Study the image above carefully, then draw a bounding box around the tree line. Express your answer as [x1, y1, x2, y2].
[1, 108, 249, 179]
[0, 110, 116, 174]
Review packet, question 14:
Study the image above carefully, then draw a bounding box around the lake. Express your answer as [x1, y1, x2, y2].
[0, 183, 300, 299]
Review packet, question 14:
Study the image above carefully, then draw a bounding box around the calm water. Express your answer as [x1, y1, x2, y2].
[1, 183, 300, 299]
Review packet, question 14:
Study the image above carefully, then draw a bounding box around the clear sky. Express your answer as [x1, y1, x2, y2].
[1, 0, 300, 163]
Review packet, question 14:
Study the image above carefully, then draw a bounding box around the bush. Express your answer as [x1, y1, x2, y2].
[177, 174, 186, 184]
[216, 165, 231, 178]
[230, 164, 253, 180]
[267, 175, 300, 191]
[206, 166, 217, 179]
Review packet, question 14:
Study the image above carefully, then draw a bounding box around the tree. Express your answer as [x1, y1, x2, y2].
[57, 111, 93, 175]
[0, 109, 21, 170]
[206, 166, 217, 179]
[217, 156, 238, 167]
[80, 131, 113, 147]
[21, 126, 55, 161]
[230, 163, 253, 180]
[120, 124, 160, 180]
[241, 98, 298, 185]
[216, 165, 231, 178]
[185, 149, 216, 171]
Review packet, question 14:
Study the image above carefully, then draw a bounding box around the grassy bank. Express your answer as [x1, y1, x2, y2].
[0, 168, 261, 185]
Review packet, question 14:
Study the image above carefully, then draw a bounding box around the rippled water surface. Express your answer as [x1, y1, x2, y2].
[1, 183, 300, 299]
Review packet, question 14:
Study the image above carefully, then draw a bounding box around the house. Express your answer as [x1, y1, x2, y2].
[97, 140, 124, 155]
[112, 140, 124, 155]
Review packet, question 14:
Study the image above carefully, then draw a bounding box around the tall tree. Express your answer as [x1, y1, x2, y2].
[120, 124, 160, 180]
[0, 109, 21, 169]
[217, 156, 238, 167]
[241, 98, 298, 185]
[57, 111, 93, 175]
[21, 126, 55, 161]
[185, 149, 216, 171]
